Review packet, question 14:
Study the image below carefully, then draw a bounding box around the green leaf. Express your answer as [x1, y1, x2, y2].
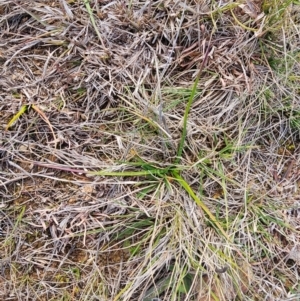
[6, 105, 30, 130]
[82, 0, 106, 49]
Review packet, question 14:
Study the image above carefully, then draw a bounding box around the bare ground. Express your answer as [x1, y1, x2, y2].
[0, 0, 300, 300]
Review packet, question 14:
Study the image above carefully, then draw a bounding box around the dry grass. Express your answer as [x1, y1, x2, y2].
[0, 0, 300, 300]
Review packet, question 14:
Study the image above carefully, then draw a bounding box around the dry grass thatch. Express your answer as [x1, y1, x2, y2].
[1, 0, 300, 300]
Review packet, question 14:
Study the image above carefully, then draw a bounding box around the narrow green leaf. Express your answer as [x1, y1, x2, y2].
[175, 40, 211, 164]
[89, 170, 163, 177]
[6, 105, 30, 130]
[175, 77, 200, 163]
[82, 0, 106, 48]
[172, 171, 231, 242]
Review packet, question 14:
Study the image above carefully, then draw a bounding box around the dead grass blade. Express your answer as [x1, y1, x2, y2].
[31, 104, 57, 144]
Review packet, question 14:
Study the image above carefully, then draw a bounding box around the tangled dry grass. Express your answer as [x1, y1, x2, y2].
[0, 0, 300, 300]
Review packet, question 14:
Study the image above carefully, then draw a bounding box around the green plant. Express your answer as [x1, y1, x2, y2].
[82, 0, 106, 50]
[90, 43, 233, 241]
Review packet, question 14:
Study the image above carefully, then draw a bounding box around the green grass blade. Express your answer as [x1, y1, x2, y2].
[82, 0, 106, 48]
[89, 170, 164, 177]
[6, 105, 30, 130]
[174, 77, 200, 163]
[174, 41, 211, 164]
[172, 170, 231, 242]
